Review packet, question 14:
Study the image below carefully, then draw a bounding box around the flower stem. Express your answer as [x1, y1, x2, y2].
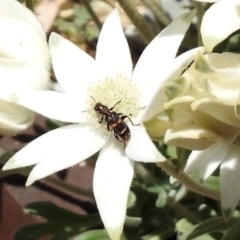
[156, 161, 221, 201]
[116, 0, 156, 43]
[81, 0, 102, 31]
[9, 167, 94, 199]
[25, 0, 34, 11]
[194, 1, 205, 46]
[45, 176, 94, 199]
[135, 163, 152, 181]
[140, 0, 170, 27]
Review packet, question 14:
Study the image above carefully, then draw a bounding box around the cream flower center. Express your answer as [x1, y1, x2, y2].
[84, 73, 140, 137]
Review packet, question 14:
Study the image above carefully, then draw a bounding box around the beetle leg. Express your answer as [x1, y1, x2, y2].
[107, 123, 112, 131]
[99, 116, 104, 123]
[121, 116, 140, 126]
[110, 100, 122, 111]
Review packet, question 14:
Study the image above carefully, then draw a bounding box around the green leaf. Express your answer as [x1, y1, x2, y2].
[177, 219, 194, 235]
[86, 24, 99, 41]
[177, 219, 214, 240]
[73, 230, 140, 240]
[54, 19, 77, 37]
[187, 217, 240, 239]
[14, 202, 101, 240]
[189, 173, 220, 191]
[45, 119, 62, 130]
[125, 216, 142, 227]
[127, 190, 136, 209]
[175, 147, 191, 170]
[221, 223, 240, 240]
[166, 146, 177, 158]
[142, 224, 175, 240]
[143, 179, 166, 195]
[15, 222, 74, 240]
[177, 217, 240, 240]
[0, 166, 29, 179]
[73, 4, 90, 26]
[155, 191, 167, 208]
[73, 230, 110, 240]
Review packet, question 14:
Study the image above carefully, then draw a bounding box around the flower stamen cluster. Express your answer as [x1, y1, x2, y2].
[84, 74, 140, 136]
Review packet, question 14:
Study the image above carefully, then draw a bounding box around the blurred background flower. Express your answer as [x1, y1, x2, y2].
[147, 0, 240, 218]
[0, 0, 50, 135]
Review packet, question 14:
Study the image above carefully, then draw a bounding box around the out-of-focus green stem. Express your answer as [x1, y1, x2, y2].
[81, 0, 102, 30]
[25, 0, 34, 11]
[135, 163, 152, 181]
[194, 1, 205, 46]
[5, 167, 94, 199]
[117, 0, 155, 43]
[157, 161, 221, 201]
[45, 176, 94, 199]
[140, 0, 170, 27]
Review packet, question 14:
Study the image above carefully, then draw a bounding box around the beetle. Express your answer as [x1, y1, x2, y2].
[82, 96, 139, 148]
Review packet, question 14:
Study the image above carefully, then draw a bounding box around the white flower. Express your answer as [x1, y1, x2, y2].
[184, 139, 240, 219]
[139, 0, 240, 217]
[157, 0, 240, 146]
[3, 9, 196, 240]
[200, 0, 240, 52]
[0, 0, 50, 135]
[181, 1, 240, 215]
[162, 0, 240, 216]
[163, 51, 240, 150]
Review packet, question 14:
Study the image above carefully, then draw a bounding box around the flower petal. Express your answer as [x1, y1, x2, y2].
[0, 59, 49, 100]
[184, 142, 228, 180]
[199, 142, 229, 180]
[12, 91, 85, 123]
[125, 125, 165, 162]
[0, 16, 50, 70]
[144, 116, 171, 141]
[0, 99, 34, 135]
[139, 47, 204, 122]
[193, 99, 240, 128]
[3, 124, 106, 172]
[133, 10, 196, 108]
[220, 145, 240, 215]
[0, 0, 44, 33]
[165, 127, 220, 150]
[49, 33, 97, 98]
[93, 137, 134, 240]
[201, 0, 240, 52]
[95, 9, 132, 79]
[184, 150, 206, 175]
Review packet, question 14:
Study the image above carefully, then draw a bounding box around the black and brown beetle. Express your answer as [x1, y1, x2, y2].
[82, 96, 139, 148]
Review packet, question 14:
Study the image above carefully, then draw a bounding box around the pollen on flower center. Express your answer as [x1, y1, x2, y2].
[84, 73, 140, 137]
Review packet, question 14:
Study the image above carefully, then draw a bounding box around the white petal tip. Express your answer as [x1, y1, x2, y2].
[25, 176, 36, 187]
[111, 8, 119, 15]
[2, 159, 18, 171]
[107, 226, 123, 240]
[157, 155, 166, 162]
[182, 9, 196, 21]
[222, 207, 232, 221]
[49, 32, 62, 46]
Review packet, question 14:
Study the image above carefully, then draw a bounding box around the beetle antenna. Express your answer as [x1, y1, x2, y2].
[81, 107, 94, 113]
[91, 96, 97, 103]
[81, 96, 97, 113]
